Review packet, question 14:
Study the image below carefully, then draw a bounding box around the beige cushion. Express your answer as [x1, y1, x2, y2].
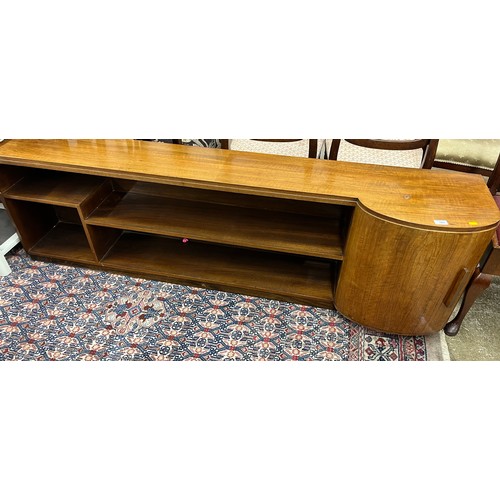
[336, 140, 424, 169]
[436, 139, 500, 169]
[179, 139, 331, 159]
[229, 139, 322, 158]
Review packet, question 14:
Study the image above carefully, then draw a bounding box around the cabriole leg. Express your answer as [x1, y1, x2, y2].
[445, 267, 492, 336]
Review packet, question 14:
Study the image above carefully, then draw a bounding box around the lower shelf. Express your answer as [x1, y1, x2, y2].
[87, 191, 344, 260]
[29, 222, 96, 264]
[100, 232, 335, 308]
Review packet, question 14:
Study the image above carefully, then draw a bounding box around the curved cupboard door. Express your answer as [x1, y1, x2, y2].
[335, 205, 495, 335]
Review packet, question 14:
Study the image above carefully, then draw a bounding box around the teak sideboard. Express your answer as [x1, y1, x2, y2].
[0, 139, 499, 336]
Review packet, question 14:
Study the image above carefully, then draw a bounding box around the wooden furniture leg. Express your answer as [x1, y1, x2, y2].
[444, 266, 493, 336]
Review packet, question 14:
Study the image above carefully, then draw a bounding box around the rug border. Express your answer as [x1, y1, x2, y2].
[425, 330, 451, 361]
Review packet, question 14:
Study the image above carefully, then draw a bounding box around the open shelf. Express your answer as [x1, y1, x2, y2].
[87, 192, 344, 260]
[30, 222, 96, 264]
[101, 232, 335, 308]
[2, 163, 343, 308]
[111, 179, 349, 215]
[2, 140, 495, 335]
[4, 171, 107, 207]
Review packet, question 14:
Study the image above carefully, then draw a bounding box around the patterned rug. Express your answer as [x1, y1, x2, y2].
[0, 249, 445, 361]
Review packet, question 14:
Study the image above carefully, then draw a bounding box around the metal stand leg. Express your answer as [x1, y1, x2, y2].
[0, 254, 12, 276]
[0, 231, 21, 277]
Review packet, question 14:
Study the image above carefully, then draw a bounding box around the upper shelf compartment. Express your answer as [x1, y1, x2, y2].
[3, 170, 109, 207]
[87, 192, 345, 260]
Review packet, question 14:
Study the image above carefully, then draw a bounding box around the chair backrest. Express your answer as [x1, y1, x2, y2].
[328, 139, 439, 169]
[432, 140, 500, 195]
[433, 139, 500, 177]
[221, 139, 318, 159]
[486, 153, 500, 195]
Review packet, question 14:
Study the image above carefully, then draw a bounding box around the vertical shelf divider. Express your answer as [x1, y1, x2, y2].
[78, 179, 122, 261]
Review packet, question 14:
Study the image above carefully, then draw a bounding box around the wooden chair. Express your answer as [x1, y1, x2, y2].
[328, 139, 439, 169]
[220, 139, 319, 159]
[433, 140, 500, 189]
[444, 155, 500, 335]
[488, 153, 500, 195]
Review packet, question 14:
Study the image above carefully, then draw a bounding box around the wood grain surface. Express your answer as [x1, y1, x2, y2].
[29, 222, 97, 264]
[102, 232, 334, 307]
[1, 139, 499, 335]
[4, 170, 107, 207]
[1, 139, 498, 230]
[87, 191, 344, 260]
[335, 205, 495, 334]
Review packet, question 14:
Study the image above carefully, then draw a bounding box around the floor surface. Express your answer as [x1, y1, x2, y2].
[445, 276, 500, 360]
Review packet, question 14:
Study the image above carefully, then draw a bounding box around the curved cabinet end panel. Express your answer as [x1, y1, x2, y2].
[335, 205, 495, 335]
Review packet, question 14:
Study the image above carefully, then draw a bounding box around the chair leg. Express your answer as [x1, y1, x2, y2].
[444, 266, 492, 336]
[486, 153, 500, 195]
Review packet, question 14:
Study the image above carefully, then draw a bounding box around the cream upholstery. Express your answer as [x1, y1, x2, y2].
[435, 139, 500, 170]
[227, 140, 328, 159]
[335, 139, 424, 168]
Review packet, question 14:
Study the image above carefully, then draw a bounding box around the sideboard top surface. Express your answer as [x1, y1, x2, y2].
[1, 139, 499, 231]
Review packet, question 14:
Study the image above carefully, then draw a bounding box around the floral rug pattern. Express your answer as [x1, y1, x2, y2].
[0, 250, 427, 361]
